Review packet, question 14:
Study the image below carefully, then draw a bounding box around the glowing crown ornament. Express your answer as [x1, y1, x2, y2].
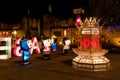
[76, 17, 100, 29]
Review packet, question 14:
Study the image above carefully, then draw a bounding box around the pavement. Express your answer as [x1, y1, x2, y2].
[0, 46, 120, 80]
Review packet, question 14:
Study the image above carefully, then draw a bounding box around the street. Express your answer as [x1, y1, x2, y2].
[0, 47, 120, 80]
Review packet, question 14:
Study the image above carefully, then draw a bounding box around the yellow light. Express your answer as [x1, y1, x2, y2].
[13, 31, 17, 35]
[113, 38, 120, 47]
[59, 41, 62, 45]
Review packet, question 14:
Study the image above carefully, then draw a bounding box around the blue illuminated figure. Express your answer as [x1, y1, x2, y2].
[20, 38, 32, 65]
[51, 38, 57, 51]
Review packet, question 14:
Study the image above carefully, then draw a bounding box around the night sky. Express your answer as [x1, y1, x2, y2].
[0, 0, 88, 24]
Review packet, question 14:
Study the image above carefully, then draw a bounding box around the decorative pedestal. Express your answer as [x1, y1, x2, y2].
[72, 48, 110, 71]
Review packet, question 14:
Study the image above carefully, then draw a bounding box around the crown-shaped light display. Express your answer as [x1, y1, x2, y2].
[75, 17, 100, 29]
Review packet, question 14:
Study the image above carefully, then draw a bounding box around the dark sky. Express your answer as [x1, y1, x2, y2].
[0, 0, 88, 24]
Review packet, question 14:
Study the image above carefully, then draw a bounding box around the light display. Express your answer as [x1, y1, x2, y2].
[82, 37, 91, 49]
[75, 16, 82, 27]
[51, 39, 57, 51]
[78, 36, 100, 50]
[42, 37, 52, 60]
[13, 38, 22, 56]
[20, 39, 32, 65]
[13, 37, 40, 57]
[51, 35, 57, 51]
[63, 37, 71, 55]
[30, 37, 40, 54]
[91, 37, 99, 49]
[0, 32, 11, 37]
[72, 17, 110, 71]
[0, 37, 11, 59]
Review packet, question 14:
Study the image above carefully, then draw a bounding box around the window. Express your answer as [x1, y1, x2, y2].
[54, 31, 61, 37]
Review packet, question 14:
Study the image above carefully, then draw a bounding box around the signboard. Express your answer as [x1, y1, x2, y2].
[92, 28, 99, 35]
[82, 28, 90, 35]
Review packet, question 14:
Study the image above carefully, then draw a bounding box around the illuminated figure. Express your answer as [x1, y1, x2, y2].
[51, 38, 57, 51]
[20, 38, 32, 65]
[42, 37, 52, 60]
[63, 37, 71, 55]
[51, 35, 57, 51]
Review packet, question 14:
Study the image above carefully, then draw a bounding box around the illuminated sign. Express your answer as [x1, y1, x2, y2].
[0, 37, 11, 59]
[82, 28, 90, 34]
[30, 37, 40, 54]
[82, 28, 99, 35]
[13, 37, 40, 57]
[92, 28, 99, 35]
[13, 38, 22, 56]
[79, 37, 100, 50]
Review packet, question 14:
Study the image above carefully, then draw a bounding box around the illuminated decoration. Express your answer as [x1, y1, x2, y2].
[13, 37, 40, 57]
[42, 37, 52, 60]
[63, 37, 71, 55]
[20, 39, 33, 65]
[82, 37, 91, 49]
[51, 35, 57, 51]
[13, 38, 22, 56]
[13, 30, 17, 35]
[72, 17, 110, 71]
[82, 28, 90, 34]
[51, 38, 57, 51]
[14, 46, 22, 57]
[51, 35, 57, 39]
[0, 37, 11, 59]
[0, 31, 12, 37]
[79, 36, 100, 50]
[30, 37, 40, 54]
[75, 16, 83, 29]
[91, 37, 99, 49]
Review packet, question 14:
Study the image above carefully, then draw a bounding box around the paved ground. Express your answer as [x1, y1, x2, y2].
[0, 47, 120, 80]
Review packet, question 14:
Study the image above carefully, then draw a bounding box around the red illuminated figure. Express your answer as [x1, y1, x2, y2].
[42, 37, 52, 60]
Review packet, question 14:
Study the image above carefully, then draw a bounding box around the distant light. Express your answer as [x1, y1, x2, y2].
[59, 41, 62, 45]
[13, 31, 17, 35]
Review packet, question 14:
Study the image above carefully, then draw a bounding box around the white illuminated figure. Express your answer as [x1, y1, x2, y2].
[63, 37, 71, 55]
[42, 37, 52, 60]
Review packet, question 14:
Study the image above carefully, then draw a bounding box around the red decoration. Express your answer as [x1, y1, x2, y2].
[83, 37, 91, 49]
[91, 37, 99, 49]
[75, 16, 81, 27]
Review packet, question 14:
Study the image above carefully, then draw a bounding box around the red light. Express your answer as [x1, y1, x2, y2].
[83, 37, 91, 49]
[75, 16, 81, 27]
[91, 37, 99, 49]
